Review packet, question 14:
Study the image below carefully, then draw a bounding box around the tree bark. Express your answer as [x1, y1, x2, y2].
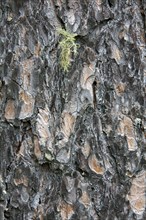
[0, 0, 145, 219]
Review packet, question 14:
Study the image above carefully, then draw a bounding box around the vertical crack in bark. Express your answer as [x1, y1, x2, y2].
[92, 80, 97, 109]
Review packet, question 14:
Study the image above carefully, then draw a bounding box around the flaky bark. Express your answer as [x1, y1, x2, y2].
[0, 0, 145, 219]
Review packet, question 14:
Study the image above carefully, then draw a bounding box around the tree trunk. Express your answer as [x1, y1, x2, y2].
[0, 0, 145, 219]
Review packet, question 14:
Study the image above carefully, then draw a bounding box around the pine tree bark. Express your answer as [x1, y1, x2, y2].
[0, 0, 145, 219]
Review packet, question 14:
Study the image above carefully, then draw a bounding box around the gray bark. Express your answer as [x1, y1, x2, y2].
[0, 0, 145, 219]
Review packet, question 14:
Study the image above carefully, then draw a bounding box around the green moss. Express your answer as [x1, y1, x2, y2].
[57, 28, 78, 72]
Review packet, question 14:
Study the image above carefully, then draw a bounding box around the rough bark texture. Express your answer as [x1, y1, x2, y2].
[0, 0, 145, 219]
